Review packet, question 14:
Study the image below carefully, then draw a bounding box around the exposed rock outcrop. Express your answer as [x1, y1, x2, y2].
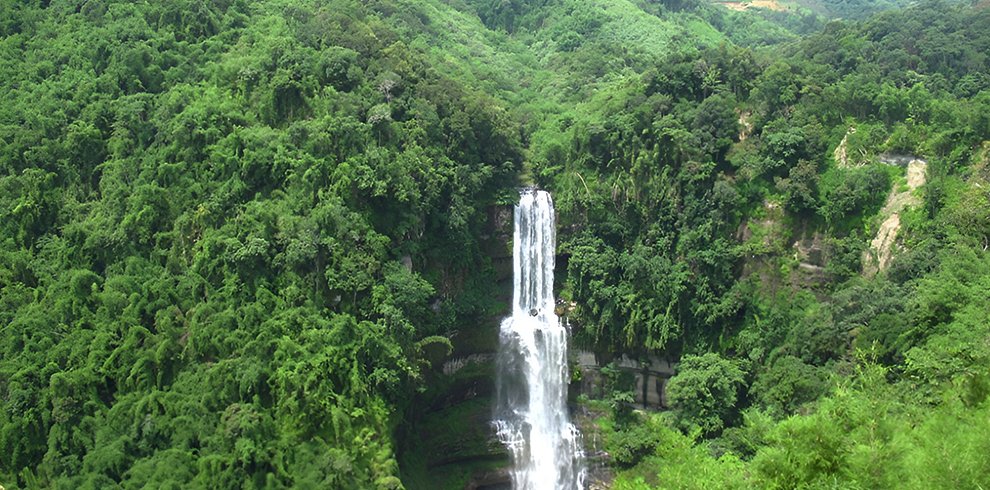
[834, 126, 856, 167]
[864, 158, 927, 275]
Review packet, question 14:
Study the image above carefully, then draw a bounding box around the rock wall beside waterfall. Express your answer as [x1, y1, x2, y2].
[399, 204, 515, 490]
[573, 351, 676, 409]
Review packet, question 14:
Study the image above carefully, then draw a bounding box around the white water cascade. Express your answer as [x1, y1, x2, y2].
[494, 189, 585, 490]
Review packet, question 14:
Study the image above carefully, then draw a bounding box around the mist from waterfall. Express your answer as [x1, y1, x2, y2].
[494, 189, 585, 490]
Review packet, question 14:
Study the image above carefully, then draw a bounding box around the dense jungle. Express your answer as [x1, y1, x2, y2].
[1, 0, 989, 488]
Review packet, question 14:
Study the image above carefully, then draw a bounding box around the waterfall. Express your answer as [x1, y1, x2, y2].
[494, 189, 585, 490]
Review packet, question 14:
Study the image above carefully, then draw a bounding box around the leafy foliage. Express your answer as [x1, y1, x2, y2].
[0, 0, 522, 487]
[666, 353, 747, 435]
[557, 1, 990, 489]
[3, 0, 990, 488]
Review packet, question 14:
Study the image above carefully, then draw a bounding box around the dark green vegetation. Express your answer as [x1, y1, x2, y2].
[0, 0, 521, 486]
[557, 3, 990, 488]
[1, 0, 989, 489]
[795, 0, 912, 19]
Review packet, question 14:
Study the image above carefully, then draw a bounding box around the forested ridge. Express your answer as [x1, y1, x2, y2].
[0, 0, 523, 486]
[1, 0, 989, 488]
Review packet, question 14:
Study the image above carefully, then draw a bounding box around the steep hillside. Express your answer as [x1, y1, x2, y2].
[2, 0, 990, 489]
[546, 2, 990, 488]
[0, 0, 793, 487]
[0, 0, 525, 486]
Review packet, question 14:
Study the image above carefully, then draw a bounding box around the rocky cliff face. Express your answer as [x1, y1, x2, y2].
[399, 205, 515, 490]
[864, 157, 927, 276]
